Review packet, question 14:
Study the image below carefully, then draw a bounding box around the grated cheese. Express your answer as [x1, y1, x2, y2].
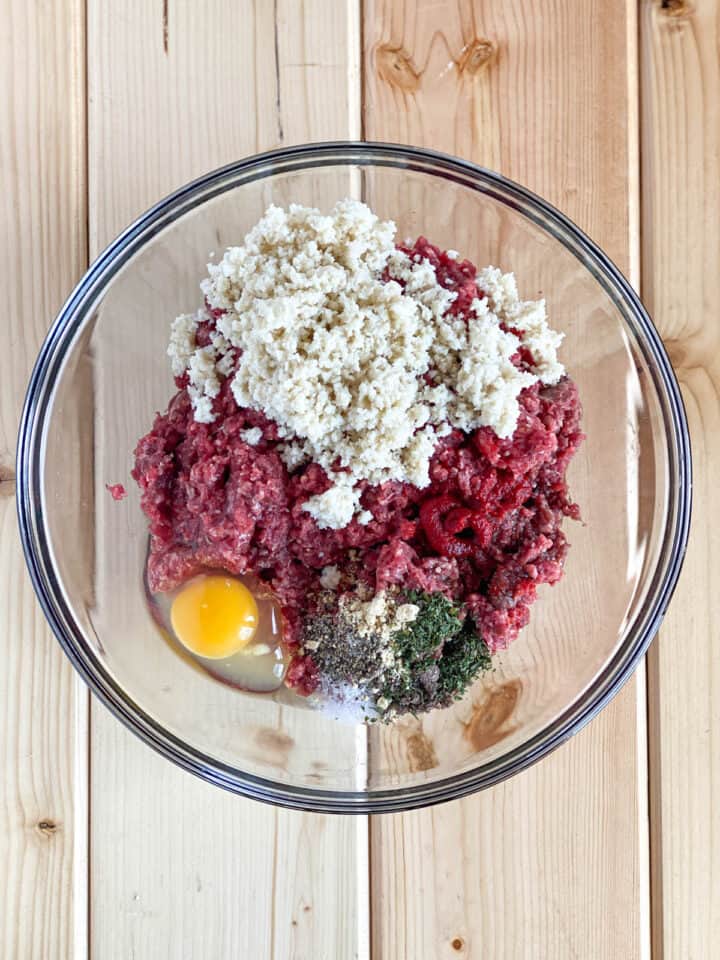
[168, 200, 565, 529]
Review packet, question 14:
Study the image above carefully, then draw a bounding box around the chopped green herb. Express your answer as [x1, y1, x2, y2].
[394, 590, 462, 659]
[436, 620, 492, 702]
[378, 590, 492, 717]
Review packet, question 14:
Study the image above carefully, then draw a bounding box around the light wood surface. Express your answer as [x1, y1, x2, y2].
[86, 2, 367, 959]
[0, 1, 88, 958]
[641, 1, 720, 957]
[364, 3, 647, 957]
[0, 0, 712, 957]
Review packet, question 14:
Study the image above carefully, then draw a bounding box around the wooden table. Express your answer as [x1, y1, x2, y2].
[1, 1, 714, 957]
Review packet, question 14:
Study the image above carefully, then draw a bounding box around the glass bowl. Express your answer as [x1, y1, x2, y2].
[17, 142, 691, 812]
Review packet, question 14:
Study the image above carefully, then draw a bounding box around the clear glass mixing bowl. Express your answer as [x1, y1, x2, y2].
[17, 143, 691, 812]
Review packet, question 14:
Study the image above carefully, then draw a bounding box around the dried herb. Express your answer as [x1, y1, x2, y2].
[378, 591, 491, 716]
[436, 620, 492, 702]
[394, 590, 463, 659]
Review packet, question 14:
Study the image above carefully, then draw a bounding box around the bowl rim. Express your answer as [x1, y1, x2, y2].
[16, 140, 692, 813]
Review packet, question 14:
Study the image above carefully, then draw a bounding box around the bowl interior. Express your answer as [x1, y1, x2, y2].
[31, 149, 683, 808]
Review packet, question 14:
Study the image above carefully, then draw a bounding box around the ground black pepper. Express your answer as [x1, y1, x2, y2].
[303, 612, 387, 688]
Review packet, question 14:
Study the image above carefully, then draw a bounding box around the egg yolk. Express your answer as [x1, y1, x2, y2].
[170, 575, 258, 660]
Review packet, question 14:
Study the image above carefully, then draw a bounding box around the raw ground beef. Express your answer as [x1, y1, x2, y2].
[106, 483, 128, 501]
[133, 241, 583, 695]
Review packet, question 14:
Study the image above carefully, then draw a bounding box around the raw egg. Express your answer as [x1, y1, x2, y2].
[170, 575, 258, 659]
[148, 570, 289, 693]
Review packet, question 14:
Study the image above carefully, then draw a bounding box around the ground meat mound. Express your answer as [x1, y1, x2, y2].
[133, 241, 583, 694]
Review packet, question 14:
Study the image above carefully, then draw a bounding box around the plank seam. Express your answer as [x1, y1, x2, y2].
[79, 0, 91, 956]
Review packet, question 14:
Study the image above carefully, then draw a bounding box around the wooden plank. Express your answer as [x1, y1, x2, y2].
[641, 1, 720, 956]
[0, 1, 88, 958]
[364, 2, 649, 958]
[87, 2, 367, 958]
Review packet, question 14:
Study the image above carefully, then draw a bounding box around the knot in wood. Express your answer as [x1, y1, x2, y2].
[37, 819, 59, 836]
[405, 730, 439, 772]
[375, 44, 420, 92]
[0, 462, 16, 498]
[458, 39, 496, 75]
[660, 0, 693, 17]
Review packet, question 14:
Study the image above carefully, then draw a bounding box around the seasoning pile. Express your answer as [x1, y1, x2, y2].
[304, 587, 491, 718]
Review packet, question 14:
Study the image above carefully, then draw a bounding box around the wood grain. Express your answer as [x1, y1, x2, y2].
[641, 1, 720, 957]
[0, 1, 88, 958]
[5, 0, 712, 955]
[86, 2, 366, 959]
[364, 2, 649, 957]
